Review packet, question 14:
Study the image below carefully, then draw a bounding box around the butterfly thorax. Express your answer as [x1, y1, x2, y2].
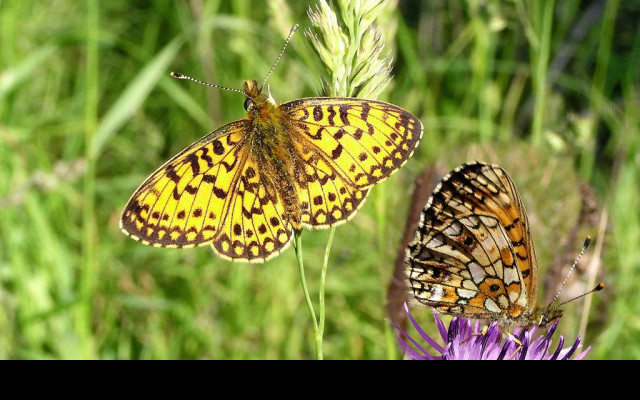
[243, 79, 303, 228]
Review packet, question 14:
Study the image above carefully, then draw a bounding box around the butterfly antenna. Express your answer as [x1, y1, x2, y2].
[548, 282, 604, 313]
[545, 236, 595, 311]
[260, 24, 299, 92]
[170, 72, 246, 96]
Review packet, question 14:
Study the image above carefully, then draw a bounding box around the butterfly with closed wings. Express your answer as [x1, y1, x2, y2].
[405, 161, 603, 328]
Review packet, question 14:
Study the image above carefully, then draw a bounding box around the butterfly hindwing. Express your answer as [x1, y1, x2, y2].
[291, 137, 369, 228]
[405, 162, 538, 320]
[211, 154, 294, 262]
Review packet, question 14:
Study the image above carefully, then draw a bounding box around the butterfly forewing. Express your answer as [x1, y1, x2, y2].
[474, 163, 538, 308]
[406, 162, 538, 321]
[120, 120, 250, 248]
[282, 98, 423, 190]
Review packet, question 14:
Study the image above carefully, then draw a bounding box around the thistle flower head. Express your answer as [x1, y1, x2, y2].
[393, 304, 591, 360]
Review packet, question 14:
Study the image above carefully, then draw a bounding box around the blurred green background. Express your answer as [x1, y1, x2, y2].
[0, 0, 638, 359]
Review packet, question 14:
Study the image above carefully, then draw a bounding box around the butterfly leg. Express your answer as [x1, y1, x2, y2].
[460, 325, 490, 345]
[506, 334, 524, 360]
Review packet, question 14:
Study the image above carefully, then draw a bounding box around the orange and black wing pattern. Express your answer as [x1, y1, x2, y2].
[405, 162, 538, 321]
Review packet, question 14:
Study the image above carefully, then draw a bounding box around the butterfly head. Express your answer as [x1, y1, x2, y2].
[535, 308, 564, 327]
[243, 79, 276, 115]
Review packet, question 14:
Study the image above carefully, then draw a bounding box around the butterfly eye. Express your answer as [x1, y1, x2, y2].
[244, 98, 253, 111]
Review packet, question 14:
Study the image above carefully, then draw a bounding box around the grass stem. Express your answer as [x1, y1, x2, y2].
[294, 230, 322, 359]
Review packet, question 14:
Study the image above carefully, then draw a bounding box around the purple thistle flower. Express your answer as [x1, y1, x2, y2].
[393, 304, 590, 360]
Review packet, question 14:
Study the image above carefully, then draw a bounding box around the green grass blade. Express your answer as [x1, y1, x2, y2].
[89, 37, 184, 159]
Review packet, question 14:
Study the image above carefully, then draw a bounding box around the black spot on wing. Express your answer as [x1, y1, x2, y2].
[313, 105, 323, 122]
[339, 105, 350, 125]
